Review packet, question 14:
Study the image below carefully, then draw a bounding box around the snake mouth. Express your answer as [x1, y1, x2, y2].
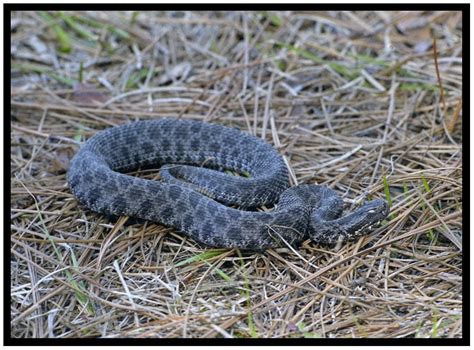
[363, 199, 390, 217]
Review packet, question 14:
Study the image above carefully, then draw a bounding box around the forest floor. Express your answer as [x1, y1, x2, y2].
[10, 11, 463, 338]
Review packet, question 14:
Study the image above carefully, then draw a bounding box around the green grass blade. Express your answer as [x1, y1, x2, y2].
[69, 14, 130, 40]
[175, 249, 227, 267]
[347, 53, 391, 67]
[236, 250, 257, 338]
[382, 174, 392, 208]
[58, 12, 98, 41]
[274, 42, 357, 79]
[297, 322, 321, 338]
[12, 62, 75, 86]
[399, 82, 439, 92]
[403, 182, 409, 198]
[420, 173, 431, 193]
[199, 258, 232, 282]
[38, 11, 71, 53]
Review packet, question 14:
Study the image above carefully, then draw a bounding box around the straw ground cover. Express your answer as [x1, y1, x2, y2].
[10, 11, 463, 338]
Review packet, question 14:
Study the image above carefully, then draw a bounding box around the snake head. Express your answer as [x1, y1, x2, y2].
[308, 199, 390, 244]
[342, 199, 390, 234]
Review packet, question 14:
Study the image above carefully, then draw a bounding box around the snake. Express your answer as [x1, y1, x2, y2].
[67, 119, 389, 249]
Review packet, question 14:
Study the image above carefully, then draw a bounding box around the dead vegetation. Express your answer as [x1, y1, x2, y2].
[10, 11, 463, 339]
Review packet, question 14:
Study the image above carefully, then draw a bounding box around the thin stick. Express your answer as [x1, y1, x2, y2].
[432, 30, 447, 113]
[447, 97, 462, 134]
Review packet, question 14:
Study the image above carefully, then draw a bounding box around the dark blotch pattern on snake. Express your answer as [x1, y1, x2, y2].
[68, 119, 389, 249]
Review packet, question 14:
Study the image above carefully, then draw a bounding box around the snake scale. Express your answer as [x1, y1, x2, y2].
[68, 119, 389, 249]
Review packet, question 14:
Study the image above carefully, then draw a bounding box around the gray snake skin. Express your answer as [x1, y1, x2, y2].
[68, 119, 389, 249]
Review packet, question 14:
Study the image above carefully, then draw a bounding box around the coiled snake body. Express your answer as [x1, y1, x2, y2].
[68, 119, 389, 249]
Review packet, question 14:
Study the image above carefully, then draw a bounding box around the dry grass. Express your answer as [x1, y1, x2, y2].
[10, 11, 463, 339]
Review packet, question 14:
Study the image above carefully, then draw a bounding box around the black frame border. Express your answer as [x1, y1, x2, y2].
[5, 3, 469, 346]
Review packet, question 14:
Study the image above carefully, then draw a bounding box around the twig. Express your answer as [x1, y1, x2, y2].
[432, 30, 447, 113]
